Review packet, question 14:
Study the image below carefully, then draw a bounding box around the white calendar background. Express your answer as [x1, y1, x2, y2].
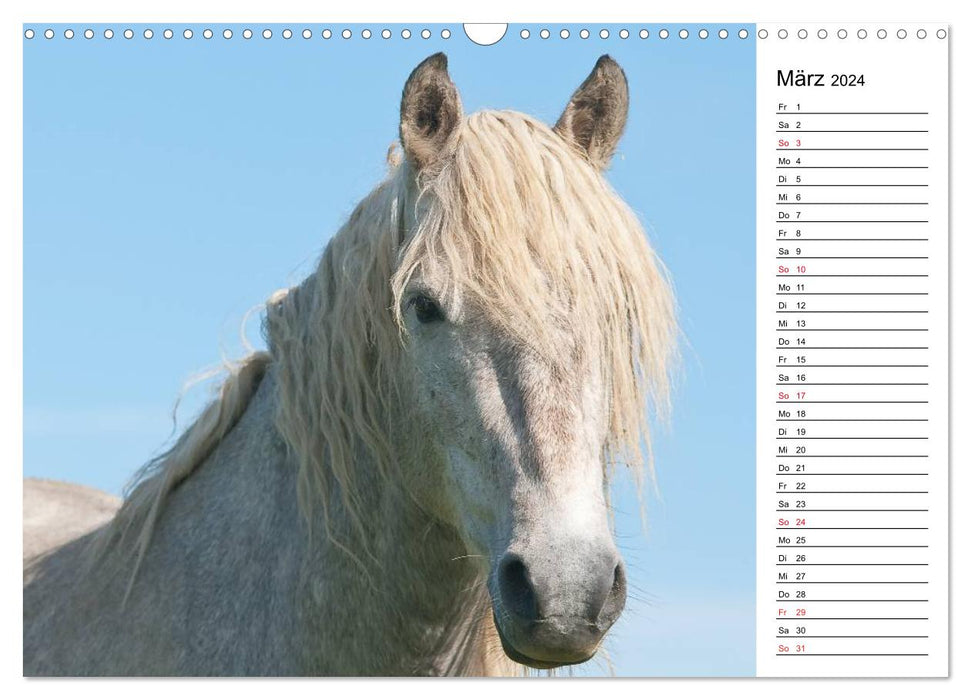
[756, 23, 949, 677]
[6, 0, 969, 692]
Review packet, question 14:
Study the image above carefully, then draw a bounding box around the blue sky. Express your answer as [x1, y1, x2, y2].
[24, 23, 755, 676]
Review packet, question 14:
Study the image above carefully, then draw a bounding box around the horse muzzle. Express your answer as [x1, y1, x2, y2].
[491, 549, 627, 668]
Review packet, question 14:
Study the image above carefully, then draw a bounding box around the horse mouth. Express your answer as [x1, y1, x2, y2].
[492, 612, 597, 670]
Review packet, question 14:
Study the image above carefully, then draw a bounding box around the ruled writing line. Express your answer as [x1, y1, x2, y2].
[774, 220, 929, 223]
[774, 112, 929, 115]
[774, 293, 929, 295]
[776, 148, 929, 151]
[776, 310, 928, 313]
[776, 203, 929, 206]
[777, 274, 929, 277]
[775, 618, 929, 621]
[775, 491, 928, 494]
[775, 239, 929, 242]
[776, 167, 929, 169]
[775, 330, 929, 332]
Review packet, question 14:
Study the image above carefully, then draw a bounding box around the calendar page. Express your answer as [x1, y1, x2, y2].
[18, 19, 950, 679]
[755, 26, 949, 677]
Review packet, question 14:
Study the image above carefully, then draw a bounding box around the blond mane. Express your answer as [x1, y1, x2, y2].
[91, 108, 677, 581]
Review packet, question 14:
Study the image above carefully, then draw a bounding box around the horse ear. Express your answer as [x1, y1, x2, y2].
[399, 53, 463, 172]
[554, 55, 629, 170]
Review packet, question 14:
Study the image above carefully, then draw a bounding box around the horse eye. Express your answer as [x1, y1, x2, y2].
[412, 295, 444, 324]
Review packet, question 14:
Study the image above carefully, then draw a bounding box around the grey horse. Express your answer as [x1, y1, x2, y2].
[23, 53, 676, 676]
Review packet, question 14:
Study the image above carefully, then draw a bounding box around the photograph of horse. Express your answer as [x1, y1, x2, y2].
[23, 52, 677, 676]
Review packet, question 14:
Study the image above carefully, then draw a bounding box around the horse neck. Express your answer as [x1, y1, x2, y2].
[291, 391, 503, 675]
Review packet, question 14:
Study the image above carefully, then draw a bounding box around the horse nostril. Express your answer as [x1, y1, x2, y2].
[612, 562, 626, 596]
[597, 560, 627, 624]
[498, 554, 540, 622]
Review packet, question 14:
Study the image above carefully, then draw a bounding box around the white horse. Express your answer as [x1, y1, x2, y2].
[23, 53, 676, 676]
